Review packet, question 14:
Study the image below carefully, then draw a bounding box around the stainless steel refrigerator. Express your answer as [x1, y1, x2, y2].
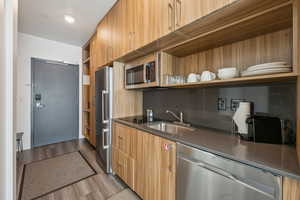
[95, 66, 112, 173]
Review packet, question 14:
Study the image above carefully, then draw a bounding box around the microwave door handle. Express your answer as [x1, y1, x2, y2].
[179, 155, 276, 199]
[102, 90, 109, 124]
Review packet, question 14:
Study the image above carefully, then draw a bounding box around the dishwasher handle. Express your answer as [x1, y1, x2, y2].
[179, 154, 277, 199]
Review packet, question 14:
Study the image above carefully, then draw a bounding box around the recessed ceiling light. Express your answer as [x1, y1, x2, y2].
[64, 15, 75, 24]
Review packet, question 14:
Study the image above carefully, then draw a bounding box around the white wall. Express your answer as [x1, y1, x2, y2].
[1, 0, 18, 199]
[17, 33, 83, 150]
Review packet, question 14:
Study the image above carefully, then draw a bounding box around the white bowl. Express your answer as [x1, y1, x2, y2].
[218, 68, 238, 79]
[218, 67, 237, 73]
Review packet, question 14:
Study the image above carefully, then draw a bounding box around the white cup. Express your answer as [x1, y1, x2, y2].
[201, 71, 216, 81]
[187, 73, 200, 83]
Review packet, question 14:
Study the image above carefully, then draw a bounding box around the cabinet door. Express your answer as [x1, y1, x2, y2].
[133, 0, 145, 49]
[106, 9, 114, 62]
[283, 177, 300, 200]
[120, 0, 136, 55]
[155, 0, 175, 38]
[112, 123, 137, 158]
[112, 0, 122, 60]
[175, 0, 236, 29]
[157, 137, 176, 200]
[96, 20, 107, 67]
[112, 147, 135, 189]
[134, 130, 150, 199]
[135, 130, 176, 200]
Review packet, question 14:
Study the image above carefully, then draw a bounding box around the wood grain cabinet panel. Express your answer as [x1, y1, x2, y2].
[111, 1, 123, 60]
[135, 129, 176, 200]
[112, 123, 137, 158]
[142, 0, 174, 46]
[112, 147, 135, 189]
[175, 0, 237, 29]
[283, 177, 300, 200]
[112, 123, 176, 200]
[88, 35, 97, 147]
[96, 20, 108, 67]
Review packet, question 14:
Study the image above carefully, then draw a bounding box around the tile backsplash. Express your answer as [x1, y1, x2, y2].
[143, 82, 296, 140]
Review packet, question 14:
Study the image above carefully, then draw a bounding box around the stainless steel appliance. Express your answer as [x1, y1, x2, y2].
[125, 53, 160, 89]
[95, 66, 112, 173]
[177, 143, 282, 200]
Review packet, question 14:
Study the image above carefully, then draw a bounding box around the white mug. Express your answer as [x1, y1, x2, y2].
[187, 73, 200, 83]
[201, 71, 216, 81]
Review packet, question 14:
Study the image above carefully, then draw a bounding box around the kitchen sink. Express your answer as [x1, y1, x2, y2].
[145, 121, 195, 135]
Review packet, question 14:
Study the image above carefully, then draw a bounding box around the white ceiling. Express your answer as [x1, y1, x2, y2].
[18, 0, 117, 47]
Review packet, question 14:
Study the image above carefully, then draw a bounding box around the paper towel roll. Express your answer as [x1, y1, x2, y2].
[233, 102, 251, 134]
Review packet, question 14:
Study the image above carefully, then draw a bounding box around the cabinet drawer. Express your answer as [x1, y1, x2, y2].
[112, 123, 137, 158]
[112, 147, 135, 189]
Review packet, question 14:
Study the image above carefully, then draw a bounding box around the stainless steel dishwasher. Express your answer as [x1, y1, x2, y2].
[177, 143, 282, 200]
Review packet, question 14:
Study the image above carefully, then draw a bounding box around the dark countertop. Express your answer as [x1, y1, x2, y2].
[114, 116, 300, 180]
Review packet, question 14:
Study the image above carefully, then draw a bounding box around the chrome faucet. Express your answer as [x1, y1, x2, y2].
[166, 110, 191, 127]
[166, 110, 184, 123]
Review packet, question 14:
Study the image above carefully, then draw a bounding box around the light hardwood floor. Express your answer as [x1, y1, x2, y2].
[17, 139, 140, 200]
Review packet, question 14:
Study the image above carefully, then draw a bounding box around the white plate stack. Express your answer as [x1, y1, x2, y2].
[241, 62, 292, 77]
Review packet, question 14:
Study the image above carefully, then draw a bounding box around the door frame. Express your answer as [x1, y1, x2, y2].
[30, 57, 80, 147]
[1, 0, 18, 199]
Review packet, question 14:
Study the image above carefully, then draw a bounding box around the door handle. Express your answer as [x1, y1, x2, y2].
[36, 102, 46, 109]
[102, 128, 109, 149]
[168, 2, 173, 30]
[179, 155, 276, 199]
[101, 90, 109, 124]
[175, 0, 182, 27]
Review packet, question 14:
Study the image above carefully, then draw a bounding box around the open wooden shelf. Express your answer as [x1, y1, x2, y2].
[164, 2, 293, 57]
[161, 72, 297, 88]
[83, 109, 90, 112]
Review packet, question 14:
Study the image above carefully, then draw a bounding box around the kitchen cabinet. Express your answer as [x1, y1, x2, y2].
[112, 147, 135, 189]
[111, 0, 122, 60]
[112, 122, 137, 157]
[105, 10, 114, 63]
[119, 0, 135, 55]
[135, 130, 176, 200]
[283, 177, 300, 200]
[174, 0, 236, 29]
[112, 123, 137, 189]
[96, 18, 109, 67]
[143, 0, 174, 46]
[112, 122, 176, 200]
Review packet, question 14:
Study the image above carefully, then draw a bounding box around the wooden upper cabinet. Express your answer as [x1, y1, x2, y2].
[96, 20, 107, 67]
[142, 0, 174, 46]
[106, 8, 115, 63]
[155, 0, 175, 38]
[175, 0, 236, 29]
[112, 1, 122, 60]
[91, 0, 240, 64]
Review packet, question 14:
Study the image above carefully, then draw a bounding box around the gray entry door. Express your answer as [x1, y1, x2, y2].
[32, 58, 79, 147]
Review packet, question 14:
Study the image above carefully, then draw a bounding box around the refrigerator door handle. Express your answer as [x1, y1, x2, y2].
[102, 128, 109, 149]
[102, 90, 109, 124]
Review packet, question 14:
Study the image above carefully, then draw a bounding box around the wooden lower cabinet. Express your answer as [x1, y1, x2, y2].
[283, 177, 300, 200]
[112, 146, 135, 189]
[112, 122, 176, 200]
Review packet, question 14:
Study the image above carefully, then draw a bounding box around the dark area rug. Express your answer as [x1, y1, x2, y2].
[20, 151, 96, 200]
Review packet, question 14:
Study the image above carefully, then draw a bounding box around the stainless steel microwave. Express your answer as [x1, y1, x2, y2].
[125, 53, 160, 89]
